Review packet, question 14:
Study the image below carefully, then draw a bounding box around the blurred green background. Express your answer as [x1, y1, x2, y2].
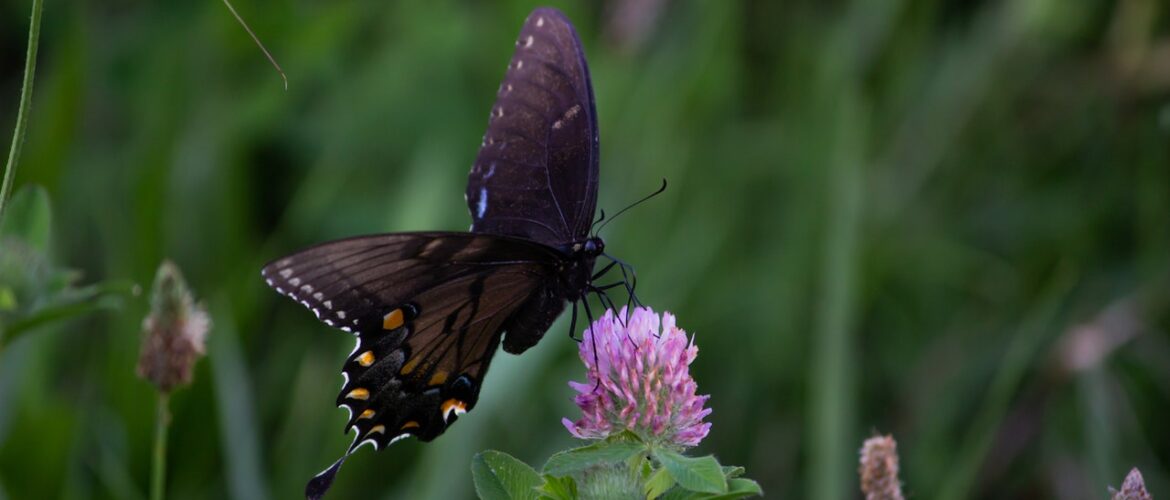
[2, 0, 1169, 498]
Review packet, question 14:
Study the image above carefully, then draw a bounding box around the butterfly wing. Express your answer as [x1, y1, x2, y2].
[467, 7, 600, 247]
[261, 232, 556, 445]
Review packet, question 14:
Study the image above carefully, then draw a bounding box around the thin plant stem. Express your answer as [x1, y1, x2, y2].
[151, 392, 171, 500]
[0, 0, 45, 223]
[221, 0, 288, 90]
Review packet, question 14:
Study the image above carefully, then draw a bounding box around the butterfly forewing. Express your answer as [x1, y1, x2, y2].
[467, 7, 600, 247]
[262, 233, 555, 444]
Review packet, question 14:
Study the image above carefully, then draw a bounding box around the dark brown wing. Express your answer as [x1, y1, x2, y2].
[467, 7, 600, 247]
[261, 232, 555, 445]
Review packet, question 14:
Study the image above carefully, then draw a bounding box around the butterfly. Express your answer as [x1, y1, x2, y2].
[261, 7, 640, 499]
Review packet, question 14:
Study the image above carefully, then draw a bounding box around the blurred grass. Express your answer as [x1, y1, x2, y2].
[1, 0, 1169, 499]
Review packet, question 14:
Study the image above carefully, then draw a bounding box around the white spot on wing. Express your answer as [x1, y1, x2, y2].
[337, 311, 347, 319]
[523, 35, 533, 48]
[485, 163, 496, 179]
[289, 277, 302, 287]
[536, 16, 544, 27]
[476, 188, 488, 218]
[313, 292, 324, 301]
[279, 269, 293, 278]
[516, 59, 523, 69]
[324, 300, 333, 309]
[389, 434, 412, 446]
[300, 284, 313, 294]
[553, 105, 581, 130]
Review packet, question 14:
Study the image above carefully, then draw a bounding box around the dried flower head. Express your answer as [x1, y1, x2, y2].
[137, 260, 210, 393]
[1110, 468, 1152, 500]
[859, 434, 905, 500]
[562, 307, 711, 448]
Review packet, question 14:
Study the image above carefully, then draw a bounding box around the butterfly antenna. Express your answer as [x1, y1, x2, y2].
[590, 209, 607, 235]
[221, 0, 289, 90]
[595, 178, 667, 235]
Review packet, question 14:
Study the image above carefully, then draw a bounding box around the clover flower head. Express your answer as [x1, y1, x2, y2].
[562, 306, 711, 448]
[137, 260, 210, 393]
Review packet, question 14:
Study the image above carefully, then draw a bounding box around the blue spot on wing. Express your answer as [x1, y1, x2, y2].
[476, 188, 488, 219]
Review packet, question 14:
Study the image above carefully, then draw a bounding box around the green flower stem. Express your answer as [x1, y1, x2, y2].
[0, 0, 44, 222]
[151, 392, 170, 500]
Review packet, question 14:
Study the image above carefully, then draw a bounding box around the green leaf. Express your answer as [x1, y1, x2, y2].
[471, 450, 543, 500]
[0, 280, 137, 342]
[0, 185, 51, 251]
[654, 477, 763, 500]
[644, 466, 676, 499]
[653, 450, 726, 494]
[536, 474, 576, 500]
[721, 466, 745, 479]
[719, 478, 763, 499]
[542, 441, 646, 477]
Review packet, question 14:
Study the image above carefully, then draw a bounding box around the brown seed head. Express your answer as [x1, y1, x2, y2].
[136, 260, 209, 393]
[859, 434, 905, 500]
[1111, 468, 1152, 500]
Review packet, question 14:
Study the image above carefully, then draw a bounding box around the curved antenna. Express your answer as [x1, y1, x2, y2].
[595, 178, 667, 235]
[589, 209, 607, 236]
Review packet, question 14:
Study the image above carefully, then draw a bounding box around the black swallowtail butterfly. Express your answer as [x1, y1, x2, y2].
[261, 7, 637, 498]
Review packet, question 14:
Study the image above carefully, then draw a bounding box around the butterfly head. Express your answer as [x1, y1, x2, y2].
[578, 237, 605, 257]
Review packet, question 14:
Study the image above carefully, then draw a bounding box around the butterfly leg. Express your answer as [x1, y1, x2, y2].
[601, 252, 641, 311]
[567, 300, 582, 343]
[579, 297, 605, 392]
[591, 260, 618, 281]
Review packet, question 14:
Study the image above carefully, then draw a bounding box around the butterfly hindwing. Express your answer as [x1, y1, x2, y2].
[467, 7, 600, 246]
[262, 233, 556, 444]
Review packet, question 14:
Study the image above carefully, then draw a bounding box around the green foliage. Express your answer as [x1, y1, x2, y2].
[1, 0, 1168, 498]
[472, 450, 543, 500]
[475, 437, 760, 499]
[0, 185, 135, 346]
[0, 184, 50, 251]
[542, 440, 646, 477]
[652, 449, 726, 494]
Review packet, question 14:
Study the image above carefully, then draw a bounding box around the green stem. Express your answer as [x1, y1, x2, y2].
[0, 0, 44, 223]
[151, 392, 170, 500]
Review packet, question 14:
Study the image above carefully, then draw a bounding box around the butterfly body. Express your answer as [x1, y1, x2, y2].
[262, 8, 613, 498]
[498, 235, 603, 354]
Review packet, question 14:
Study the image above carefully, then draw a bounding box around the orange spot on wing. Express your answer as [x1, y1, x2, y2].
[358, 409, 375, 420]
[441, 399, 467, 419]
[383, 309, 405, 330]
[401, 421, 420, 430]
[368, 424, 385, 435]
[346, 388, 369, 400]
[356, 351, 375, 367]
[401, 356, 421, 375]
[428, 371, 448, 386]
